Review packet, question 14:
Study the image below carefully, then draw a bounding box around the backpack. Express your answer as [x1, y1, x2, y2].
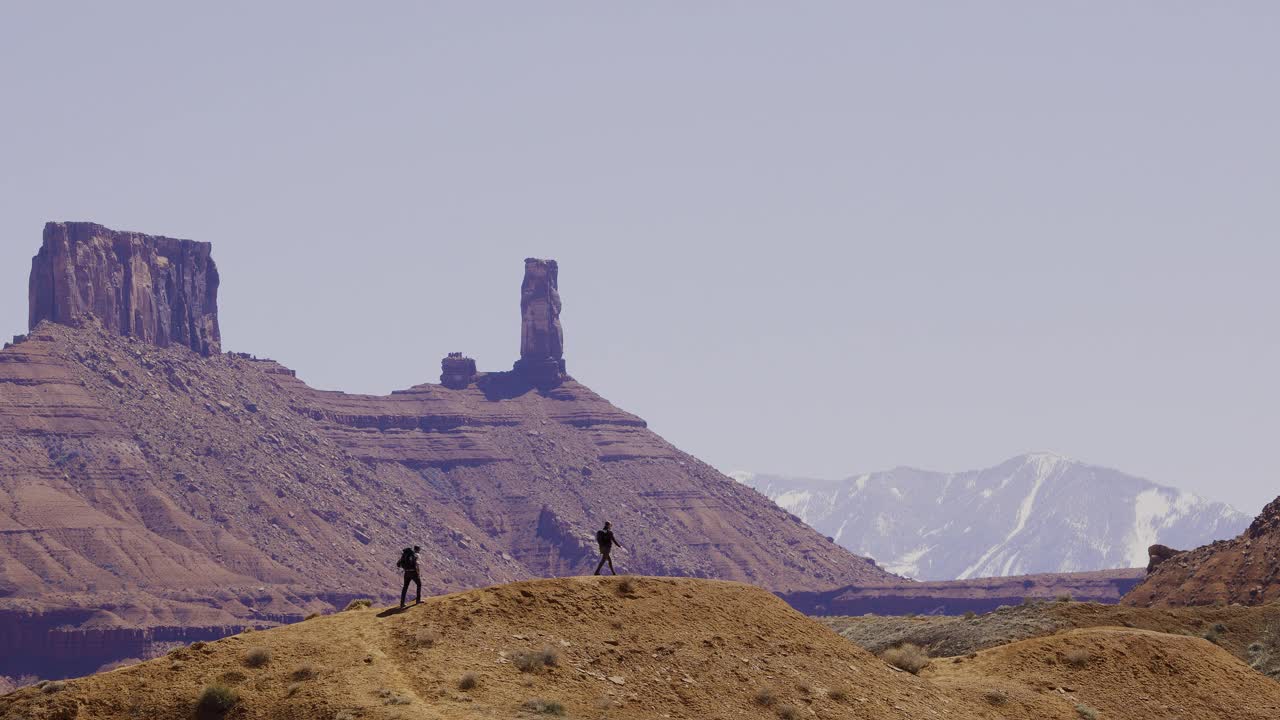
[396, 547, 415, 570]
[596, 530, 610, 548]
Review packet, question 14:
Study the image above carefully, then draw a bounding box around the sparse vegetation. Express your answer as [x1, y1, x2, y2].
[617, 577, 636, 596]
[290, 664, 318, 681]
[1064, 648, 1090, 668]
[982, 689, 1008, 706]
[344, 598, 373, 611]
[796, 680, 813, 696]
[189, 641, 207, 651]
[880, 643, 930, 674]
[286, 682, 303, 697]
[41, 680, 67, 694]
[512, 647, 559, 673]
[458, 673, 479, 690]
[827, 687, 848, 702]
[412, 629, 440, 648]
[777, 703, 800, 719]
[1056, 593, 1072, 602]
[963, 611, 977, 620]
[754, 687, 777, 706]
[1203, 627, 1222, 644]
[243, 646, 272, 668]
[304, 612, 321, 620]
[1076, 704, 1099, 719]
[197, 684, 240, 717]
[96, 657, 143, 673]
[522, 698, 566, 715]
[376, 688, 412, 705]
[217, 670, 248, 684]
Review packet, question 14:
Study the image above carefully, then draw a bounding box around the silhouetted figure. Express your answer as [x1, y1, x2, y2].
[397, 545, 422, 608]
[594, 522, 625, 575]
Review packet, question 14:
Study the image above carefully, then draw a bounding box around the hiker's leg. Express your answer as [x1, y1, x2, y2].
[401, 574, 410, 607]
[594, 555, 607, 575]
[607, 554, 616, 575]
[413, 575, 421, 603]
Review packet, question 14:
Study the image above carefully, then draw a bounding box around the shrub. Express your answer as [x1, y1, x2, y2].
[344, 599, 373, 611]
[412, 630, 440, 648]
[754, 687, 777, 706]
[304, 612, 321, 621]
[458, 673, 479, 690]
[290, 664, 318, 681]
[1064, 648, 1090, 668]
[197, 684, 239, 717]
[1076, 704, 1099, 720]
[41, 680, 67, 694]
[189, 641, 207, 651]
[796, 681, 813, 696]
[827, 687, 848, 702]
[963, 611, 977, 620]
[1202, 627, 1222, 644]
[286, 682, 303, 697]
[617, 577, 636, 595]
[512, 647, 559, 673]
[96, 657, 143, 673]
[376, 688, 411, 705]
[881, 644, 930, 674]
[983, 689, 1008, 706]
[777, 703, 800, 720]
[1056, 593, 1072, 602]
[522, 698, 566, 715]
[243, 647, 272, 668]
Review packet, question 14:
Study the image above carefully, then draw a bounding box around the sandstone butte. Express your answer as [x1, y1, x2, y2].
[5, 576, 1280, 720]
[0, 222, 891, 678]
[1123, 494, 1280, 607]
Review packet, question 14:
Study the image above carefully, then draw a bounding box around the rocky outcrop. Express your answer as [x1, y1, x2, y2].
[513, 258, 565, 385]
[440, 352, 477, 388]
[1146, 544, 1184, 573]
[29, 222, 220, 356]
[1124, 494, 1280, 607]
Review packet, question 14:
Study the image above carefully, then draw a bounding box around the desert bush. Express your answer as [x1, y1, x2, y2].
[412, 629, 440, 648]
[617, 577, 636, 595]
[96, 657, 143, 673]
[290, 664, 318, 681]
[1075, 704, 1099, 720]
[334, 712, 357, 720]
[1202, 627, 1222, 644]
[189, 641, 207, 651]
[458, 673, 479, 690]
[286, 682, 303, 697]
[796, 681, 813, 695]
[522, 698, 566, 715]
[777, 703, 800, 719]
[304, 612, 321, 621]
[983, 689, 1008, 706]
[827, 687, 848, 702]
[512, 647, 559, 673]
[197, 684, 239, 717]
[1056, 593, 1072, 602]
[243, 646, 272, 668]
[41, 680, 67, 694]
[881, 643, 930, 674]
[344, 599, 373, 611]
[754, 687, 777, 706]
[963, 611, 977, 620]
[1063, 648, 1090, 668]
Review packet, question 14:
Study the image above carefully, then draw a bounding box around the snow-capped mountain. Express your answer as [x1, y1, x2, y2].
[731, 453, 1251, 581]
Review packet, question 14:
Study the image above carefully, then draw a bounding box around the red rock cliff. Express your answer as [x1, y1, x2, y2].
[28, 222, 221, 356]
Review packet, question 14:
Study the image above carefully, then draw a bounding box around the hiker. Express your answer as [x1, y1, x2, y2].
[593, 521, 625, 576]
[397, 545, 422, 608]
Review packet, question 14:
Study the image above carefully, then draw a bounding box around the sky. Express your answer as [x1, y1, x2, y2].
[1, 3, 1277, 513]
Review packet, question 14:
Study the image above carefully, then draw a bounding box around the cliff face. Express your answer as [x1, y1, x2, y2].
[28, 222, 220, 356]
[513, 258, 565, 384]
[1124, 495, 1280, 607]
[1, 226, 890, 677]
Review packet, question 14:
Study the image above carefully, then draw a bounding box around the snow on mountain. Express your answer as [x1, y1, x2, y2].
[730, 453, 1251, 581]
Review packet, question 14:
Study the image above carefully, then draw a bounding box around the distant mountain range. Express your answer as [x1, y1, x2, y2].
[732, 453, 1251, 581]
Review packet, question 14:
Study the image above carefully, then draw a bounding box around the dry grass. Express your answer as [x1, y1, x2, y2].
[412, 629, 440, 648]
[242, 647, 271, 668]
[216, 670, 247, 684]
[827, 687, 848, 702]
[376, 688, 411, 705]
[196, 684, 239, 716]
[1063, 648, 1090, 668]
[1076, 704, 1099, 720]
[777, 703, 800, 719]
[512, 647, 559, 673]
[40, 680, 67, 694]
[982, 689, 1009, 706]
[754, 687, 777, 706]
[617, 577, 637, 596]
[304, 612, 321, 621]
[344, 599, 373, 611]
[458, 673, 479, 690]
[522, 698, 566, 715]
[290, 664, 318, 681]
[880, 643, 930, 674]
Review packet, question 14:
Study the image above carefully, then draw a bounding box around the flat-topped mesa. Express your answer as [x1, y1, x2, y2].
[29, 222, 221, 356]
[440, 352, 477, 389]
[513, 257, 566, 385]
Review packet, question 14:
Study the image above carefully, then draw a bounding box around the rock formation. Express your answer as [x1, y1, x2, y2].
[440, 352, 477, 388]
[1, 224, 888, 678]
[1124, 495, 1280, 607]
[1146, 543, 1184, 573]
[28, 222, 220, 356]
[513, 258, 565, 385]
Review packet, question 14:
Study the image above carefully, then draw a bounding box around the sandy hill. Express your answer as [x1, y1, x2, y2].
[6, 577, 1280, 720]
[1124, 495, 1280, 607]
[0, 223, 885, 678]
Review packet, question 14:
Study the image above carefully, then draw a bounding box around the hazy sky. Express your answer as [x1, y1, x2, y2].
[2, 3, 1277, 513]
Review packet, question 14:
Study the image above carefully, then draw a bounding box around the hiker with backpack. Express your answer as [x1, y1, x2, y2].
[593, 521, 626, 576]
[397, 545, 422, 608]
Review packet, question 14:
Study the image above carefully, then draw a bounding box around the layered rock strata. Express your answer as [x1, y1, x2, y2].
[513, 258, 566, 385]
[28, 222, 220, 356]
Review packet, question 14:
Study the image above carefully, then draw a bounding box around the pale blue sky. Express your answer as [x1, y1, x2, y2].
[2, 3, 1277, 512]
